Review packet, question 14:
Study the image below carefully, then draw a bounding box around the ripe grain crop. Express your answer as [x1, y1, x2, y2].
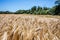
[0, 14, 60, 40]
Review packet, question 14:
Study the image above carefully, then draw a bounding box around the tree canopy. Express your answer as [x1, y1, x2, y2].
[0, 0, 60, 15]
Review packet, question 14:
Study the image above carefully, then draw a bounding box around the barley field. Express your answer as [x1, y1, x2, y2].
[0, 14, 60, 40]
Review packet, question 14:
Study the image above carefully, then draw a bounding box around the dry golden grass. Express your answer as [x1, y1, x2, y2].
[0, 14, 60, 40]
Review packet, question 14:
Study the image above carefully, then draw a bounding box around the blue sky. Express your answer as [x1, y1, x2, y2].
[0, 0, 56, 12]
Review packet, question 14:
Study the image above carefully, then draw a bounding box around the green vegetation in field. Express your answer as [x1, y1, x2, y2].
[0, 0, 60, 15]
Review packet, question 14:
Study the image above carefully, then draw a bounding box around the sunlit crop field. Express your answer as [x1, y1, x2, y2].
[0, 14, 60, 40]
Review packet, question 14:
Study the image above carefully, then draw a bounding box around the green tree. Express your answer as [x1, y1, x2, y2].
[36, 6, 42, 15]
[41, 7, 50, 15]
[37, 6, 42, 11]
[55, 0, 60, 5]
[43, 7, 49, 10]
[0, 11, 13, 14]
[55, 0, 60, 15]
[15, 10, 26, 14]
[30, 6, 37, 14]
[48, 7, 55, 15]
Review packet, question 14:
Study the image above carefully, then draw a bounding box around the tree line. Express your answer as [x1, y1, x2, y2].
[0, 0, 60, 15]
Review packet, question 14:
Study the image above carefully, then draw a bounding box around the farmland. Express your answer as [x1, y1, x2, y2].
[0, 14, 60, 40]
